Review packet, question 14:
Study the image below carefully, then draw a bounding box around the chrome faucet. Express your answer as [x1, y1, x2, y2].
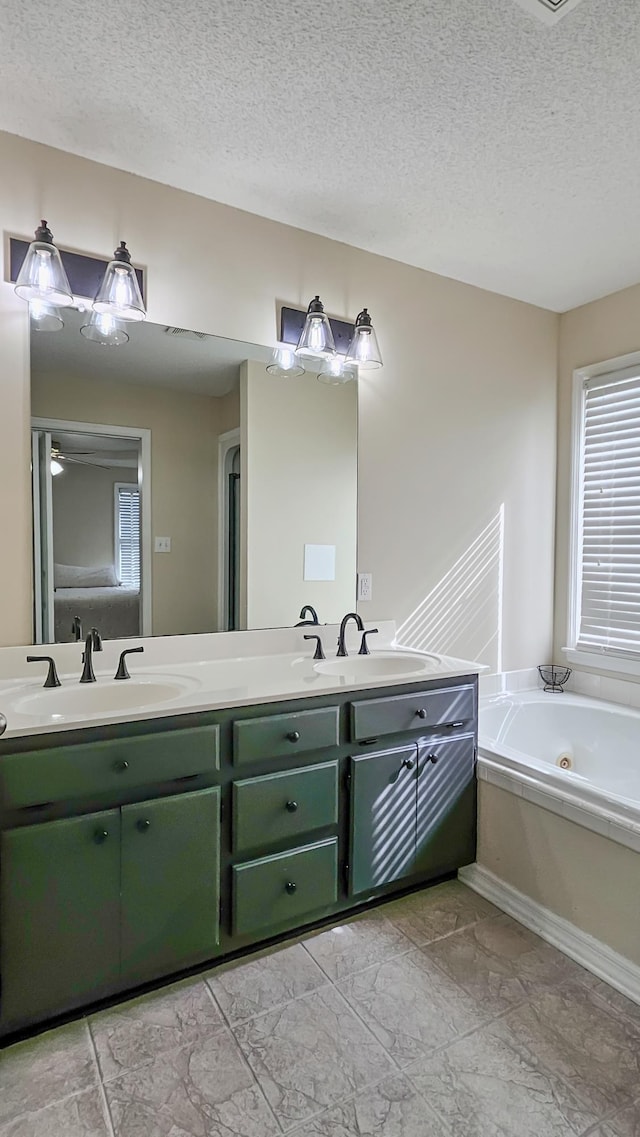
[80, 628, 103, 684]
[337, 612, 364, 657]
[296, 605, 320, 626]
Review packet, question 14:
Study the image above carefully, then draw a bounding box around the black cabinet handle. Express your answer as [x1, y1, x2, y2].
[136, 818, 151, 832]
[426, 753, 439, 764]
[285, 881, 297, 894]
[286, 731, 301, 743]
[285, 800, 298, 812]
[113, 759, 129, 772]
[416, 708, 428, 719]
[443, 721, 465, 729]
[401, 758, 415, 770]
[94, 829, 109, 843]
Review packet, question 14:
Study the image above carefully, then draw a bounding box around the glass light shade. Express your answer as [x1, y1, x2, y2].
[93, 241, 145, 322]
[345, 308, 383, 370]
[50, 458, 64, 476]
[318, 356, 358, 385]
[266, 345, 305, 378]
[15, 221, 74, 307]
[80, 310, 130, 347]
[29, 299, 64, 332]
[295, 295, 335, 360]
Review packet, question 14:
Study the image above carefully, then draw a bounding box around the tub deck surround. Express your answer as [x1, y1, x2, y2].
[0, 626, 480, 1035]
[0, 622, 483, 739]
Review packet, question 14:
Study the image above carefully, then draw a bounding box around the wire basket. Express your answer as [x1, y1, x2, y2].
[538, 664, 572, 693]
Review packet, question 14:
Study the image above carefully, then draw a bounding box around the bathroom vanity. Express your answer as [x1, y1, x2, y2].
[0, 637, 479, 1036]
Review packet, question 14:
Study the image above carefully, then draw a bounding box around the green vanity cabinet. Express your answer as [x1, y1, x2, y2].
[121, 787, 220, 984]
[0, 809, 121, 1028]
[349, 734, 476, 895]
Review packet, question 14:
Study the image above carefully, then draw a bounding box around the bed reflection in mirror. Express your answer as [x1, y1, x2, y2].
[30, 311, 358, 643]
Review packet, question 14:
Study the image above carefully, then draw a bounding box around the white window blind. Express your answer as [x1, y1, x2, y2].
[577, 372, 640, 657]
[116, 485, 140, 589]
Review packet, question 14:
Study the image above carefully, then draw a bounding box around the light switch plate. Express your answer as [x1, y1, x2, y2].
[154, 536, 171, 553]
[357, 572, 372, 601]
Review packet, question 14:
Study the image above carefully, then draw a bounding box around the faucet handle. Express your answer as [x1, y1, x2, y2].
[303, 634, 325, 661]
[358, 629, 379, 656]
[27, 655, 62, 689]
[114, 646, 144, 680]
[90, 627, 103, 651]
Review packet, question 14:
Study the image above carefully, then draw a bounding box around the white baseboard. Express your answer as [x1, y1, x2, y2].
[459, 863, 640, 1008]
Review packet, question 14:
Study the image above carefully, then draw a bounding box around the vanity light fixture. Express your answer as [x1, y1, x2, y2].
[295, 295, 336, 360]
[317, 356, 358, 385]
[266, 344, 305, 378]
[80, 310, 130, 347]
[28, 300, 64, 332]
[345, 308, 383, 370]
[14, 221, 74, 308]
[50, 458, 64, 476]
[92, 241, 146, 323]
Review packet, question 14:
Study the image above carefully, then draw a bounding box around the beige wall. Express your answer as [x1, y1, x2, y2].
[0, 131, 558, 666]
[241, 360, 357, 628]
[555, 282, 640, 666]
[52, 460, 130, 569]
[32, 371, 220, 637]
[478, 782, 640, 966]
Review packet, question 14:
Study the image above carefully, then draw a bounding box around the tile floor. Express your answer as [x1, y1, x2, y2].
[1, 880, 640, 1137]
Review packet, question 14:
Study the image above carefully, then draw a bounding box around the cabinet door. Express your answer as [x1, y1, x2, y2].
[0, 810, 120, 1029]
[121, 787, 220, 984]
[349, 745, 418, 895]
[415, 736, 476, 879]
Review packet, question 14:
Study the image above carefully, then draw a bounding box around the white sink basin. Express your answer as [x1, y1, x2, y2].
[12, 676, 197, 722]
[314, 651, 441, 681]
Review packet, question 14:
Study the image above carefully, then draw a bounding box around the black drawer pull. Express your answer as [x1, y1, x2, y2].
[416, 708, 428, 719]
[442, 720, 465, 730]
[286, 731, 301, 743]
[360, 738, 379, 746]
[401, 758, 415, 770]
[113, 759, 129, 772]
[136, 818, 151, 832]
[94, 829, 109, 843]
[285, 800, 299, 812]
[285, 881, 297, 894]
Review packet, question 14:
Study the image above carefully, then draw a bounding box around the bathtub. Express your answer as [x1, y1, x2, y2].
[479, 689, 640, 850]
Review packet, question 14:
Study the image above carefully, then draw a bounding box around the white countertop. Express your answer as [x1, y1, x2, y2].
[0, 623, 483, 740]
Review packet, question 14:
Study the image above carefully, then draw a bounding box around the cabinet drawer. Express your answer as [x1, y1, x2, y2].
[351, 684, 475, 742]
[232, 761, 339, 853]
[0, 726, 220, 809]
[232, 838, 338, 935]
[233, 707, 339, 766]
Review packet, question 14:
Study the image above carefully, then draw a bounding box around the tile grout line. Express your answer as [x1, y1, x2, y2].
[203, 974, 333, 1032]
[208, 995, 285, 1135]
[83, 1019, 116, 1137]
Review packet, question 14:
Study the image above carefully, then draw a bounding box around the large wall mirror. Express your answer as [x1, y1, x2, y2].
[30, 311, 358, 643]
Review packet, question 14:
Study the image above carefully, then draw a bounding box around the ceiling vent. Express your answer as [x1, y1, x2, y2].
[164, 326, 208, 341]
[511, 0, 584, 24]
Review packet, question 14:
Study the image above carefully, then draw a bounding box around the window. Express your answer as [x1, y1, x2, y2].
[570, 367, 640, 663]
[115, 483, 141, 589]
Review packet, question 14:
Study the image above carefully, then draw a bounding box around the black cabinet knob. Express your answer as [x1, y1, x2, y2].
[285, 881, 297, 894]
[285, 800, 298, 812]
[401, 758, 415, 770]
[114, 759, 129, 772]
[286, 731, 301, 743]
[94, 829, 109, 843]
[427, 753, 439, 764]
[136, 818, 151, 832]
[416, 708, 428, 719]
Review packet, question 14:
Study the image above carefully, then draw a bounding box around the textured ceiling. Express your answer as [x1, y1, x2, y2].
[2, 0, 640, 311]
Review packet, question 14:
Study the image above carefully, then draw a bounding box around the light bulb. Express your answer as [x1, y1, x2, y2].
[345, 308, 383, 370]
[29, 299, 64, 331]
[14, 221, 74, 307]
[80, 309, 130, 346]
[266, 346, 305, 378]
[308, 319, 325, 354]
[92, 241, 146, 322]
[295, 295, 336, 360]
[318, 356, 358, 385]
[35, 250, 54, 292]
[113, 266, 131, 309]
[50, 458, 64, 476]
